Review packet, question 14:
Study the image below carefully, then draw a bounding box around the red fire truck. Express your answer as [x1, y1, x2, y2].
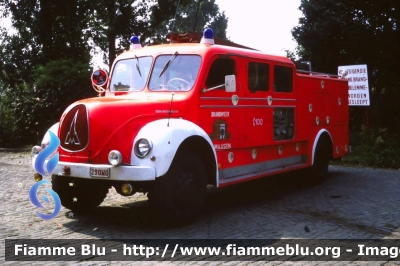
[32, 29, 349, 225]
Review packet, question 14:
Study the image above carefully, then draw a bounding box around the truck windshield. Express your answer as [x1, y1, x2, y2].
[148, 55, 201, 91]
[110, 56, 152, 92]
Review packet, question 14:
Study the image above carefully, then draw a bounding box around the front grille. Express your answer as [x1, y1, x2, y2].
[60, 104, 89, 151]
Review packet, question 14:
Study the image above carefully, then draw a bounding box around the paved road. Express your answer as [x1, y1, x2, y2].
[1, 150, 400, 265]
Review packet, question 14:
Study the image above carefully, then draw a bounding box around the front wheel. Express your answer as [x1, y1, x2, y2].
[148, 151, 207, 226]
[51, 175, 110, 213]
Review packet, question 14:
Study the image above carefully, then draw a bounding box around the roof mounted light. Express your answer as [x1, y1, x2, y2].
[130, 35, 142, 49]
[200, 28, 214, 45]
[91, 69, 108, 95]
[91, 69, 108, 87]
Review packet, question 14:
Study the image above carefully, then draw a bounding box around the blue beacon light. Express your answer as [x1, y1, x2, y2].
[200, 28, 215, 45]
[130, 35, 142, 49]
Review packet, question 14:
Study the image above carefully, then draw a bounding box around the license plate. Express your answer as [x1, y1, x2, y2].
[90, 167, 110, 178]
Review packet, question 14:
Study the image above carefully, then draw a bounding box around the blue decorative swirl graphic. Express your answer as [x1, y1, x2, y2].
[29, 180, 62, 220]
[34, 130, 60, 176]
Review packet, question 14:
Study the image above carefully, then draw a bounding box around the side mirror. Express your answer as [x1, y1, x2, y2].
[225, 75, 236, 92]
[202, 74, 236, 93]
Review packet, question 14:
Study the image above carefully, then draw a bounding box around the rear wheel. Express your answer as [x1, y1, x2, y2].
[303, 139, 330, 185]
[148, 151, 207, 226]
[51, 175, 110, 213]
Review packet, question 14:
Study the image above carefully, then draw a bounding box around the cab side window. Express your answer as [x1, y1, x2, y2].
[206, 58, 235, 88]
[248, 62, 269, 93]
[274, 65, 293, 93]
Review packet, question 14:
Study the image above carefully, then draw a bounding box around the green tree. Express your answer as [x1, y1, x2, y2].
[150, 0, 228, 44]
[292, 0, 399, 74]
[0, 60, 94, 146]
[0, 0, 94, 145]
[0, 0, 229, 146]
[0, 0, 92, 72]
[87, 0, 157, 70]
[87, 0, 227, 68]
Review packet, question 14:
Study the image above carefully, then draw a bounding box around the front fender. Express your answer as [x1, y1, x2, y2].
[131, 118, 217, 178]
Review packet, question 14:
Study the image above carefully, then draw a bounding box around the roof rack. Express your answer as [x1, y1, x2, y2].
[296, 69, 340, 78]
[166, 31, 258, 51]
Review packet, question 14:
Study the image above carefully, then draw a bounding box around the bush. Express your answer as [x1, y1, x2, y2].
[341, 126, 400, 169]
[0, 86, 25, 146]
[0, 59, 96, 147]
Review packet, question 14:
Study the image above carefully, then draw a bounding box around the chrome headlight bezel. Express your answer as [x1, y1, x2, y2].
[41, 123, 59, 149]
[31, 146, 42, 158]
[134, 138, 153, 158]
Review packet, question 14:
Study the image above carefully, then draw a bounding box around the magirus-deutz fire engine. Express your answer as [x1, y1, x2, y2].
[32, 28, 349, 225]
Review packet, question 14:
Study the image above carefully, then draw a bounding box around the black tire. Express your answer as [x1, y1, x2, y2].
[302, 139, 330, 185]
[51, 175, 110, 213]
[148, 151, 207, 226]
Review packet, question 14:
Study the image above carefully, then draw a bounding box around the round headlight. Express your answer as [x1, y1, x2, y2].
[134, 138, 152, 158]
[32, 146, 42, 158]
[108, 150, 122, 166]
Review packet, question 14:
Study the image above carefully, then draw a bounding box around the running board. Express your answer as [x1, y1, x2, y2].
[218, 155, 308, 187]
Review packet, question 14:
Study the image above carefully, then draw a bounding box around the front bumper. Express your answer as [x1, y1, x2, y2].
[32, 157, 156, 181]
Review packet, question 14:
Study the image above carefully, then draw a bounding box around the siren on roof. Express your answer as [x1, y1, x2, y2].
[200, 28, 214, 45]
[130, 35, 142, 49]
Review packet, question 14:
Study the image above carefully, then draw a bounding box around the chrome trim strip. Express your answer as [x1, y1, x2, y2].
[201, 97, 296, 101]
[51, 161, 156, 181]
[219, 161, 308, 185]
[201, 105, 297, 108]
[268, 98, 296, 101]
[241, 98, 296, 101]
[219, 154, 307, 181]
[200, 97, 232, 100]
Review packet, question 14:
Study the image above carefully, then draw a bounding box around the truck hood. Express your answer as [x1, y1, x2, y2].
[58, 96, 178, 164]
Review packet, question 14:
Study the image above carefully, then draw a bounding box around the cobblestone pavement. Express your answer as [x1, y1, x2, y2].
[1, 150, 400, 266]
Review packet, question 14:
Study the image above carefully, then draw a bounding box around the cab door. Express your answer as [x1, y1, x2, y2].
[199, 55, 246, 169]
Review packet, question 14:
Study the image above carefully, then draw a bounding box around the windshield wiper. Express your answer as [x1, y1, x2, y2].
[158, 51, 178, 78]
[135, 55, 142, 77]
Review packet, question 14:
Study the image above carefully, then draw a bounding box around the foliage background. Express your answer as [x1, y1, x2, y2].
[289, 0, 399, 169]
[0, 0, 227, 146]
[0, 0, 399, 168]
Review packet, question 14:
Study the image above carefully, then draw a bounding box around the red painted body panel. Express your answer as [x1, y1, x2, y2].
[57, 41, 349, 186]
